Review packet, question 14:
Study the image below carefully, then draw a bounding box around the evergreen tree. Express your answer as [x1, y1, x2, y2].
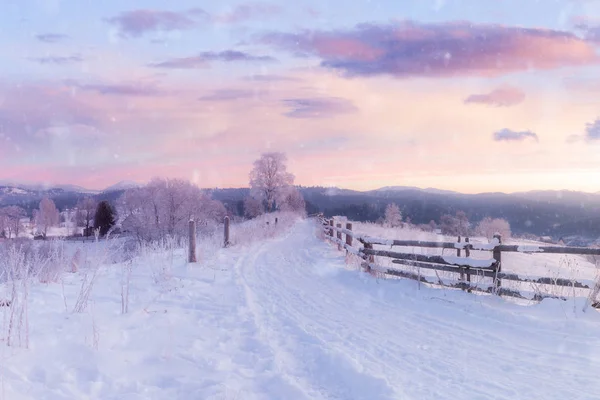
[94, 201, 116, 237]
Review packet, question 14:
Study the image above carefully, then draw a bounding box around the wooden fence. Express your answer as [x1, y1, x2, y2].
[317, 215, 600, 302]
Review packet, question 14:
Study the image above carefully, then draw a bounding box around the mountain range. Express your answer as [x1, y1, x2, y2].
[1, 182, 600, 241]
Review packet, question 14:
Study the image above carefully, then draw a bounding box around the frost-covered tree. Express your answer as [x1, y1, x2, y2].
[476, 217, 511, 240]
[76, 197, 97, 236]
[118, 178, 226, 242]
[0, 206, 26, 239]
[440, 211, 470, 236]
[276, 186, 306, 214]
[384, 203, 402, 227]
[36, 197, 59, 238]
[249, 152, 294, 212]
[243, 196, 264, 219]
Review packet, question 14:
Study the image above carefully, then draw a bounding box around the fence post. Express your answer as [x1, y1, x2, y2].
[493, 233, 502, 293]
[336, 223, 342, 250]
[188, 220, 197, 263]
[363, 242, 374, 273]
[465, 237, 471, 284]
[224, 216, 230, 248]
[329, 219, 334, 237]
[345, 222, 353, 247]
[457, 236, 463, 281]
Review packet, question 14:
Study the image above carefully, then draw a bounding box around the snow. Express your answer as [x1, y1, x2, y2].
[441, 255, 496, 268]
[517, 245, 543, 253]
[3, 218, 600, 399]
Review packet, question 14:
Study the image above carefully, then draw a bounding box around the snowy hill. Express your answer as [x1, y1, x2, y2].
[2, 216, 600, 399]
[102, 180, 141, 193]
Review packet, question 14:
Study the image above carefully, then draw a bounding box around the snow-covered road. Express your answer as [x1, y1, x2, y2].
[235, 219, 600, 400]
[4, 218, 600, 399]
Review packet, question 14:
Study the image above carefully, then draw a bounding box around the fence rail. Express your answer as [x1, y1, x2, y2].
[317, 215, 600, 302]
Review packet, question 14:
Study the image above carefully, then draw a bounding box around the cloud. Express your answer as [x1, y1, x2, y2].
[67, 81, 167, 97]
[585, 118, 600, 141]
[464, 86, 525, 107]
[198, 89, 258, 101]
[243, 74, 301, 82]
[149, 50, 276, 69]
[29, 55, 83, 65]
[261, 21, 599, 78]
[106, 4, 278, 38]
[216, 2, 281, 23]
[35, 33, 69, 43]
[572, 16, 600, 42]
[283, 97, 358, 118]
[105, 9, 208, 38]
[493, 129, 539, 142]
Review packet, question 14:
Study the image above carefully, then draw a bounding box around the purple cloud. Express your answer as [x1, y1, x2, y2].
[243, 74, 301, 82]
[585, 118, 600, 141]
[283, 97, 357, 118]
[464, 86, 525, 107]
[29, 55, 83, 65]
[198, 89, 257, 101]
[68, 81, 166, 97]
[493, 129, 539, 142]
[150, 50, 276, 69]
[35, 33, 69, 43]
[572, 16, 600, 42]
[261, 21, 599, 78]
[105, 9, 208, 38]
[216, 2, 281, 23]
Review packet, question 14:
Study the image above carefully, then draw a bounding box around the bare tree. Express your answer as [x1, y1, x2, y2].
[77, 197, 97, 236]
[249, 152, 294, 212]
[476, 217, 511, 240]
[384, 203, 402, 228]
[36, 197, 60, 238]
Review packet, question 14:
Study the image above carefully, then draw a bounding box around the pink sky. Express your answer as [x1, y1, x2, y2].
[2, 1, 600, 193]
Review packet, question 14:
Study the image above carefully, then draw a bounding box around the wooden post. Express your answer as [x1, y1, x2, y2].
[465, 237, 471, 284]
[188, 220, 197, 263]
[493, 233, 502, 293]
[336, 223, 342, 250]
[363, 242, 374, 273]
[224, 216, 230, 248]
[457, 236, 463, 281]
[329, 219, 334, 237]
[345, 222, 353, 247]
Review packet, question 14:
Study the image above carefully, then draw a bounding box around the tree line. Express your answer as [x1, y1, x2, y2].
[382, 203, 512, 239]
[0, 152, 307, 242]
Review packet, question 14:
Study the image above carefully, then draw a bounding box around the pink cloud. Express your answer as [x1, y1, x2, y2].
[261, 21, 599, 77]
[464, 86, 525, 107]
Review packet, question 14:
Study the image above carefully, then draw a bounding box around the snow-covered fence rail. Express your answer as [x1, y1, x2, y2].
[316, 215, 600, 301]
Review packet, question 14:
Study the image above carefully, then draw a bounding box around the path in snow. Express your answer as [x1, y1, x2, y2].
[236, 219, 600, 400]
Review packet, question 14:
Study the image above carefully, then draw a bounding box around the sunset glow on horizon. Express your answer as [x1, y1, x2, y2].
[2, 0, 600, 193]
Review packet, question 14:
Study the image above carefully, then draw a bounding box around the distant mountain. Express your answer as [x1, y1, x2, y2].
[103, 181, 141, 193]
[371, 186, 460, 196]
[0, 180, 95, 194]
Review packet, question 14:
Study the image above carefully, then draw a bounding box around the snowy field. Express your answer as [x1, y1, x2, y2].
[341, 220, 600, 300]
[2, 216, 600, 399]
